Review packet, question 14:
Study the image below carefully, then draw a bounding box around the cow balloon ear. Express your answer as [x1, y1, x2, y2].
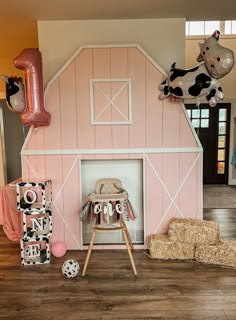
[197, 53, 203, 62]
[212, 30, 220, 40]
[1, 75, 9, 84]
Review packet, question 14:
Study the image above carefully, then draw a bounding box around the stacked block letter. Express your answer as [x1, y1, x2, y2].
[16, 180, 52, 266]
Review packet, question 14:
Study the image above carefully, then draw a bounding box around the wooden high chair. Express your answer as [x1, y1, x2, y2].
[82, 178, 137, 276]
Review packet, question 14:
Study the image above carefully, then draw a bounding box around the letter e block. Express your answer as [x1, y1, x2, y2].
[20, 237, 50, 266]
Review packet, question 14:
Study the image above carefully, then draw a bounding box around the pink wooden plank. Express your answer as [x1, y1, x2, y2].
[162, 153, 180, 226]
[26, 155, 46, 180]
[111, 48, 129, 158]
[162, 99, 181, 147]
[146, 59, 163, 148]
[23, 130, 46, 180]
[62, 155, 81, 249]
[59, 61, 78, 149]
[180, 108, 198, 147]
[76, 48, 95, 149]
[26, 127, 45, 151]
[93, 82, 112, 122]
[22, 157, 29, 180]
[92, 48, 112, 153]
[145, 154, 163, 236]
[23, 155, 43, 181]
[90, 48, 113, 159]
[45, 155, 65, 244]
[179, 152, 198, 185]
[162, 153, 180, 201]
[44, 79, 62, 150]
[111, 48, 128, 78]
[128, 48, 146, 148]
[111, 82, 129, 121]
[179, 153, 202, 219]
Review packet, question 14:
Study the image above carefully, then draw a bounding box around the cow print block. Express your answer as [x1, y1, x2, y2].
[20, 237, 50, 266]
[22, 210, 52, 239]
[16, 179, 52, 213]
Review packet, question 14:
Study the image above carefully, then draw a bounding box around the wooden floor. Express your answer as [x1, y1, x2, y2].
[204, 208, 236, 240]
[0, 209, 236, 320]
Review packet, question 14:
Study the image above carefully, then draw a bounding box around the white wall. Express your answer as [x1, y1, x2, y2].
[185, 35, 236, 184]
[38, 19, 185, 86]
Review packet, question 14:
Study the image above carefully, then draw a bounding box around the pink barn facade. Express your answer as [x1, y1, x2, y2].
[21, 45, 203, 250]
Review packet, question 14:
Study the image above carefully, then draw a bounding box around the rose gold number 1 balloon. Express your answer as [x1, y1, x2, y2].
[14, 48, 51, 127]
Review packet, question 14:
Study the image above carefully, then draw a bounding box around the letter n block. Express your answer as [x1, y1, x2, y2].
[22, 210, 52, 239]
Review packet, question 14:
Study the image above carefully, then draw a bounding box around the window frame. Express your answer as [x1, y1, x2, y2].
[186, 20, 236, 36]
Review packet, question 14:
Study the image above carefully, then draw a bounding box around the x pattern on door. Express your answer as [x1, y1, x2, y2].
[144, 153, 201, 233]
[90, 78, 132, 125]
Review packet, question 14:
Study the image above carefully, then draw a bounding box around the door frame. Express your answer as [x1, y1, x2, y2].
[185, 103, 231, 184]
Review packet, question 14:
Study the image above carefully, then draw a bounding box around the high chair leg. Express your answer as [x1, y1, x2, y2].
[82, 229, 96, 277]
[122, 228, 137, 276]
[122, 223, 134, 249]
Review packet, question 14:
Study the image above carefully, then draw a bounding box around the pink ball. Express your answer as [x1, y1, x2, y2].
[51, 241, 67, 257]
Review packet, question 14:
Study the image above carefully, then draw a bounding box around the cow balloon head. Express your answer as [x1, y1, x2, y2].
[197, 30, 234, 79]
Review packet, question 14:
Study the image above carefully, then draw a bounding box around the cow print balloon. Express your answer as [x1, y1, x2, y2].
[62, 259, 80, 278]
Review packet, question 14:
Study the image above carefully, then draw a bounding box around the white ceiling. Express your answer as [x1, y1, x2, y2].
[1, 0, 236, 22]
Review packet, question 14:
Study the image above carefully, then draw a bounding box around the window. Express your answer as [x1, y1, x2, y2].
[225, 21, 236, 34]
[217, 108, 227, 174]
[186, 108, 209, 129]
[186, 21, 236, 36]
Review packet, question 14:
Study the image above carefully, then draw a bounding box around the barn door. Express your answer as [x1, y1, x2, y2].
[185, 103, 231, 184]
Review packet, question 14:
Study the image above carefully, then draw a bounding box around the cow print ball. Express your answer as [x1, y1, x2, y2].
[62, 259, 80, 278]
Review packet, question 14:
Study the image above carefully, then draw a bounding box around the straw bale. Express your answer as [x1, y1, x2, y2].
[168, 218, 220, 246]
[148, 233, 195, 260]
[195, 240, 236, 268]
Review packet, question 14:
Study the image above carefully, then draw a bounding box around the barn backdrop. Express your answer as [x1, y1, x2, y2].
[21, 44, 203, 250]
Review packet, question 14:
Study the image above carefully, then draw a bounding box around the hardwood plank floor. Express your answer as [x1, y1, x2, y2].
[0, 209, 236, 320]
[204, 208, 236, 239]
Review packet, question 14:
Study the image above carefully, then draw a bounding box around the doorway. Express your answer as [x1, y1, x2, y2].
[185, 103, 231, 184]
[81, 159, 144, 245]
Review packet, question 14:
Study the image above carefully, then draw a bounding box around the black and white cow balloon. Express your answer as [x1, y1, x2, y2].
[159, 30, 234, 107]
[1, 75, 26, 113]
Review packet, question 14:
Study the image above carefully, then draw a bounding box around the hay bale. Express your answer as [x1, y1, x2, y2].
[147, 233, 195, 260]
[195, 240, 236, 268]
[168, 218, 220, 246]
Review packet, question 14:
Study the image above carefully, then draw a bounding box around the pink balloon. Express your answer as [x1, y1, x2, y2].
[51, 241, 67, 258]
[14, 48, 51, 127]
